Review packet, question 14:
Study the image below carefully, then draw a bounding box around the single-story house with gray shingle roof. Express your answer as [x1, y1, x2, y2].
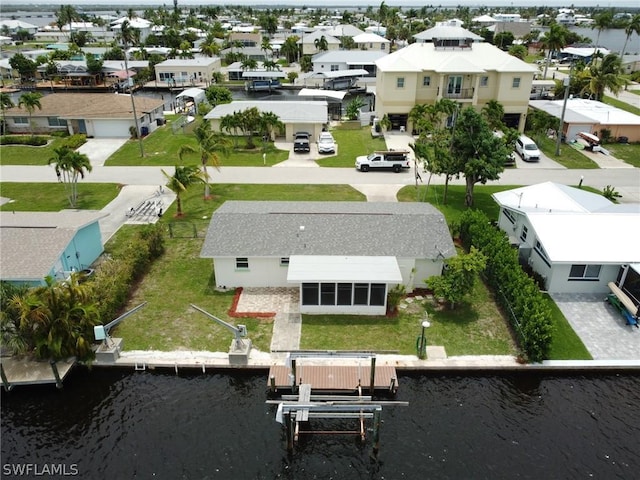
[0, 211, 107, 287]
[205, 100, 328, 141]
[200, 201, 456, 315]
[3, 93, 164, 138]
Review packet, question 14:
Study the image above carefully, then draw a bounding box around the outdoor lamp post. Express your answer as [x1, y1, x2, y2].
[418, 319, 430, 360]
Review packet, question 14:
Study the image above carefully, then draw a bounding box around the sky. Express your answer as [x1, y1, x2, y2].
[1, 0, 637, 8]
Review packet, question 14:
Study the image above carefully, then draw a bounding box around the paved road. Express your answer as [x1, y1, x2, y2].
[2, 163, 639, 202]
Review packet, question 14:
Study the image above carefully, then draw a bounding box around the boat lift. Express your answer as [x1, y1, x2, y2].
[93, 302, 148, 362]
[190, 304, 252, 364]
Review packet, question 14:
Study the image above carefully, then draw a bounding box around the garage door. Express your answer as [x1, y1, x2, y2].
[91, 120, 133, 138]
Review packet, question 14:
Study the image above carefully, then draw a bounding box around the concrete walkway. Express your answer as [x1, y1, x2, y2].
[77, 138, 128, 167]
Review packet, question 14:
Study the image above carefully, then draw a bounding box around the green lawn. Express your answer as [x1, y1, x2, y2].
[0, 137, 69, 165]
[606, 143, 640, 168]
[544, 294, 592, 360]
[603, 95, 640, 116]
[108, 184, 365, 351]
[535, 135, 599, 169]
[316, 125, 387, 168]
[301, 279, 517, 356]
[0, 182, 121, 211]
[106, 118, 289, 167]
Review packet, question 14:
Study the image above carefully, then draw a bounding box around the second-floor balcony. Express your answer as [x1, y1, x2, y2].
[440, 87, 474, 100]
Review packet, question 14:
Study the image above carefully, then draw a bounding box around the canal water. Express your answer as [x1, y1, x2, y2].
[2, 368, 639, 479]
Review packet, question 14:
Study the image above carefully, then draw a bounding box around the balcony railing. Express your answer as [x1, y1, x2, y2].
[441, 87, 474, 99]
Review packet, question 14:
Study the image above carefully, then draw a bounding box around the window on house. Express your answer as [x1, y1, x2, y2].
[302, 283, 319, 305]
[503, 209, 516, 224]
[14, 117, 28, 124]
[380, 43, 385, 50]
[480, 76, 489, 87]
[370, 284, 386, 306]
[280, 257, 289, 266]
[330, 64, 339, 71]
[396, 77, 405, 88]
[520, 225, 528, 242]
[235, 257, 249, 269]
[370, 43, 373, 48]
[534, 240, 551, 267]
[48, 117, 67, 127]
[569, 264, 601, 280]
[320, 283, 336, 305]
[422, 76, 431, 87]
[512, 77, 521, 88]
[354, 283, 369, 305]
[337, 283, 352, 305]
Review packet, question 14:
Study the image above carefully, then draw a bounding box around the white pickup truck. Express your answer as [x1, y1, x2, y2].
[355, 150, 411, 172]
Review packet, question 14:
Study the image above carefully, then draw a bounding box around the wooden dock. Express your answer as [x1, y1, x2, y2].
[268, 364, 398, 394]
[1, 357, 76, 391]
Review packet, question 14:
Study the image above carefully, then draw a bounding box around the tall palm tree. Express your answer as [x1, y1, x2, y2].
[481, 100, 505, 131]
[258, 111, 283, 141]
[161, 165, 208, 216]
[541, 23, 566, 79]
[178, 119, 231, 199]
[314, 35, 328, 52]
[0, 92, 14, 134]
[591, 10, 613, 62]
[621, 14, 640, 59]
[120, 19, 144, 157]
[48, 146, 93, 208]
[17, 91, 43, 137]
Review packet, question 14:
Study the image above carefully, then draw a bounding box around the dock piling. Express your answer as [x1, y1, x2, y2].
[1, 363, 13, 392]
[50, 360, 63, 389]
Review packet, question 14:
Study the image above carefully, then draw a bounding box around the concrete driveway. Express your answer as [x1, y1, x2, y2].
[551, 293, 640, 360]
[77, 138, 129, 167]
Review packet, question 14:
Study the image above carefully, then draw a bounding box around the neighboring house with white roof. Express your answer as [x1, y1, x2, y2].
[205, 100, 328, 141]
[154, 57, 221, 87]
[0, 211, 107, 287]
[316, 24, 365, 39]
[528, 98, 640, 142]
[492, 182, 640, 294]
[375, 33, 537, 131]
[200, 201, 455, 315]
[3, 93, 164, 138]
[111, 17, 152, 44]
[0, 19, 38, 36]
[298, 30, 341, 55]
[312, 50, 387, 77]
[352, 33, 390, 52]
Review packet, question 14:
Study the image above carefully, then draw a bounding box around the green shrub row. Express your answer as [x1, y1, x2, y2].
[91, 224, 165, 323]
[459, 210, 553, 362]
[63, 134, 87, 149]
[0, 135, 48, 146]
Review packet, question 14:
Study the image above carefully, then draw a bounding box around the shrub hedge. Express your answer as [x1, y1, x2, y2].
[0, 135, 48, 146]
[91, 224, 165, 323]
[63, 134, 87, 149]
[459, 210, 553, 362]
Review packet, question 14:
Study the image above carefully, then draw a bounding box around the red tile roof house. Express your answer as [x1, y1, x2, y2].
[4, 93, 165, 138]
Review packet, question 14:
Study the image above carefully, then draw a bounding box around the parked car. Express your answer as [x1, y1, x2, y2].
[317, 132, 336, 154]
[515, 135, 541, 162]
[355, 150, 411, 172]
[293, 132, 310, 153]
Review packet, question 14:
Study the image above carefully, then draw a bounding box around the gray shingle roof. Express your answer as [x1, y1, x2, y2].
[200, 201, 455, 259]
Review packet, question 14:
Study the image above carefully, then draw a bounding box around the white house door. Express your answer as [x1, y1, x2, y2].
[447, 76, 462, 96]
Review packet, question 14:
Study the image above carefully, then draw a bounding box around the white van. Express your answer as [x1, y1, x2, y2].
[515, 135, 541, 162]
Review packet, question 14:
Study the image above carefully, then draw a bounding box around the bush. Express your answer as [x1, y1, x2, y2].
[0, 135, 48, 146]
[63, 133, 87, 149]
[50, 131, 69, 138]
[91, 224, 165, 322]
[459, 210, 553, 362]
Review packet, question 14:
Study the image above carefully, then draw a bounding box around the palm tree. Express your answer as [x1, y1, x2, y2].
[178, 119, 231, 199]
[314, 35, 329, 52]
[10, 276, 100, 361]
[541, 23, 566, 79]
[120, 19, 144, 157]
[591, 10, 613, 63]
[621, 14, 640, 59]
[241, 57, 258, 71]
[259, 111, 283, 141]
[261, 36, 273, 59]
[481, 100, 505, 131]
[161, 165, 208, 216]
[17, 92, 43, 137]
[408, 103, 430, 136]
[280, 36, 299, 64]
[579, 53, 625, 101]
[0, 92, 14, 134]
[48, 146, 93, 208]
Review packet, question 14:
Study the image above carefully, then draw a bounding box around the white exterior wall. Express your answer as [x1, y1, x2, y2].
[213, 257, 289, 288]
[299, 298, 387, 315]
[546, 263, 621, 294]
[414, 258, 445, 288]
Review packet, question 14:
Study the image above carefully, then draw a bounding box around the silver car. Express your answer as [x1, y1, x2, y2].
[317, 132, 336, 154]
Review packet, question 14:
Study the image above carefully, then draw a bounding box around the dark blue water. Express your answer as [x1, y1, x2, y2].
[2, 368, 640, 479]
